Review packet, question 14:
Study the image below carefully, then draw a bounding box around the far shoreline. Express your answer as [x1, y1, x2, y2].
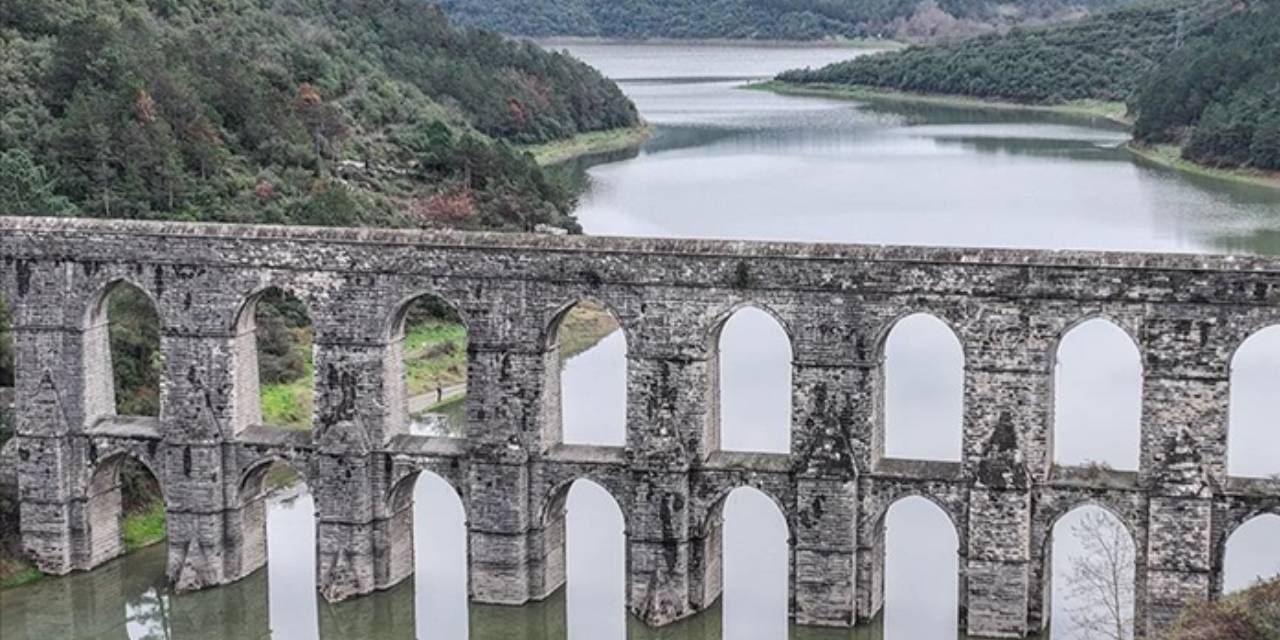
[521, 124, 654, 166]
[753, 81, 1280, 192]
[533, 36, 904, 50]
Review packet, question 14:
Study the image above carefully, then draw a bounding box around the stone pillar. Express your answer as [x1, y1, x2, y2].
[465, 344, 543, 605]
[961, 306, 1046, 638]
[790, 356, 862, 627]
[160, 331, 243, 592]
[13, 289, 94, 574]
[1137, 314, 1227, 637]
[625, 314, 708, 626]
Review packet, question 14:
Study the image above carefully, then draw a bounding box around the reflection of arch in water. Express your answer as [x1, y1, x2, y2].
[693, 484, 793, 626]
[381, 467, 468, 592]
[230, 285, 315, 434]
[383, 291, 471, 440]
[708, 303, 794, 454]
[535, 477, 627, 631]
[1038, 503, 1138, 637]
[1228, 325, 1280, 478]
[544, 298, 629, 447]
[1051, 317, 1142, 471]
[85, 451, 165, 568]
[878, 312, 965, 462]
[230, 457, 309, 581]
[81, 279, 165, 426]
[865, 495, 963, 629]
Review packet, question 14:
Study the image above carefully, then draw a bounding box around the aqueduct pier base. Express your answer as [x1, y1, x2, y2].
[2, 217, 1278, 638]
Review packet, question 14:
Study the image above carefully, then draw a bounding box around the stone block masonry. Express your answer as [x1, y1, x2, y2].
[1, 216, 1278, 638]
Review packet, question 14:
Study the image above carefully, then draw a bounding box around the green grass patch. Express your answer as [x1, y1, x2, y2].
[404, 320, 468, 398]
[521, 125, 653, 166]
[1127, 144, 1280, 192]
[0, 563, 42, 589]
[123, 501, 166, 552]
[260, 329, 315, 430]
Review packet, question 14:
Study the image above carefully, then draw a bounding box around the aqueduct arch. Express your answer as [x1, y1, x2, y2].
[2, 217, 1278, 638]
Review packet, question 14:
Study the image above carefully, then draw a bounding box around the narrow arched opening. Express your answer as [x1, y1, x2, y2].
[1228, 326, 1280, 478]
[389, 294, 469, 438]
[1044, 505, 1136, 640]
[84, 281, 163, 425]
[550, 479, 627, 640]
[1224, 513, 1280, 593]
[85, 453, 165, 567]
[0, 293, 13, 444]
[550, 300, 626, 447]
[1053, 318, 1142, 472]
[883, 314, 964, 462]
[232, 288, 315, 433]
[400, 471, 469, 640]
[718, 486, 790, 640]
[878, 496, 959, 637]
[715, 307, 792, 454]
[239, 460, 318, 638]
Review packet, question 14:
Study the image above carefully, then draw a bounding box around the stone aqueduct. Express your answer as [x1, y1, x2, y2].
[1, 216, 1278, 638]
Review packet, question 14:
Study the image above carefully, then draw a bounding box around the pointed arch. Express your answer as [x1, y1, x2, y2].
[871, 495, 961, 636]
[85, 451, 165, 568]
[231, 286, 315, 433]
[1228, 325, 1280, 478]
[544, 298, 628, 448]
[712, 305, 793, 454]
[378, 468, 470, 640]
[704, 486, 791, 640]
[0, 291, 13, 390]
[882, 313, 964, 462]
[385, 291, 470, 440]
[1042, 504, 1137, 639]
[82, 279, 164, 425]
[541, 478, 627, 638]
[1223, 513, 1280, 593]
[1052, 317, 1142, 471]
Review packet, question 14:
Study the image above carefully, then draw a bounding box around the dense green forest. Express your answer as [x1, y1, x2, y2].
[439, 0, 1136, 42]
[1131, 2, 1280, 171]
[1, 0, 638, 231]
[776, 0, 1227, 102]
[777, 0, 1280, 173]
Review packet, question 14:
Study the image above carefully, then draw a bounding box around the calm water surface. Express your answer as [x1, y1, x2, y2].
[3, 42, 1279, 640]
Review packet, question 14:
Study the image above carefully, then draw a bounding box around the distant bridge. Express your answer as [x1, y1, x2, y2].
[1, 217, 1277, 638]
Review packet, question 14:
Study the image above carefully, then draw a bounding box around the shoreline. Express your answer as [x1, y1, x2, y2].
[756, 81, 1280, 192]
[1126, 144, 1280, 192]
[522, 124, 654, 166]
[749, 81, 1132, 127]
[535, 36, 904, 49]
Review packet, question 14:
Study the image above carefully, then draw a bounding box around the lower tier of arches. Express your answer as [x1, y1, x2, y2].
[9, 432, 1280, 639]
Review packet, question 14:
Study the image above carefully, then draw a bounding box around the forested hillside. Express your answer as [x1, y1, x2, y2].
[1132, 2, 1280, 171]
[439, 0, 1136, 42]
[776, 0, 1227, 102]
[0, 0, 639, 231]
[777, 0, 1279, 173]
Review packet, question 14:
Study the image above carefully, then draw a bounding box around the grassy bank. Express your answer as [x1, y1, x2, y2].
[522, 125, 653, 166]
[757, 80, 1280, 192]
[123, 502, 167, 552]
[751, 81, 1131, 126]
[1127, 144, 1280, 192]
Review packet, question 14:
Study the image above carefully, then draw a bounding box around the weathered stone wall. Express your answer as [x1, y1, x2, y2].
[2, 216, 1279, 638]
